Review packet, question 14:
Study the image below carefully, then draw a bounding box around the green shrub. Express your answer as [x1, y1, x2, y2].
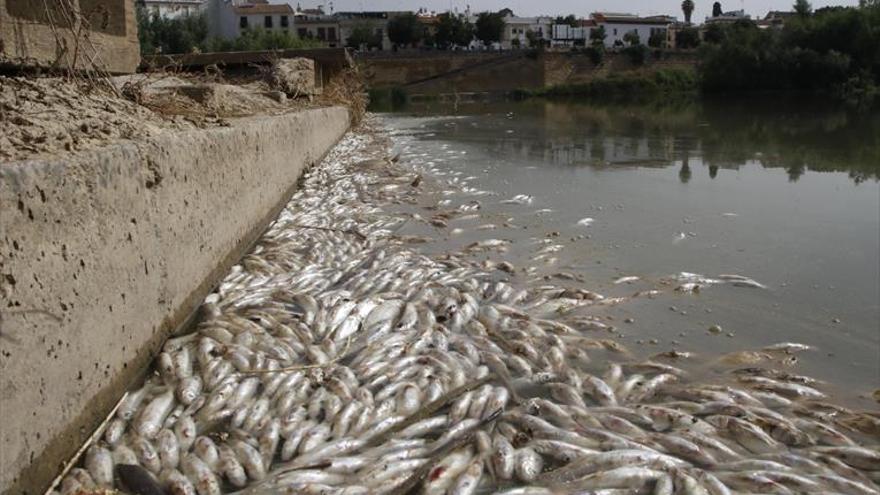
[697, 4, 879, 97]
[585, 45, 605, 65]
[204, 29, 320, 52]
[622, 45, 650, 65]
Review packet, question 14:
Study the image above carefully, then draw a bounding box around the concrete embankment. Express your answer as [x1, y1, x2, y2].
[358, 50, 697, 96]
[0, 106, 350, 494]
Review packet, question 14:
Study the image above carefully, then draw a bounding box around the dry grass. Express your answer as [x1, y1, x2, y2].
[319, 68, 368, 127]
[38, 0, 120, 97]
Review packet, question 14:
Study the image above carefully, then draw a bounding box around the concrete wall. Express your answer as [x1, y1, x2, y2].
[0, 106, 350, 495]
[357, 51, 509, 89]
[359, 50, 698, 95]
[0, 0, 139, 73]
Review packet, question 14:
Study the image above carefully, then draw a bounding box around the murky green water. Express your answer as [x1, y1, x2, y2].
[378, 97, 880, 403]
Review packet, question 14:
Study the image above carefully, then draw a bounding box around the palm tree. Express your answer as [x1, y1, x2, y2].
[681, 0, 695, 24]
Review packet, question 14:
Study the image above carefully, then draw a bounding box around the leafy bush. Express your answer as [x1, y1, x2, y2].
[137, 7, 208, 55]
[696, 5, 878, 97]
[585, 45, 604, 65]
[205, 29, 319, 52]
[676, 27, 701, 49]
[622, 45, 650, 65]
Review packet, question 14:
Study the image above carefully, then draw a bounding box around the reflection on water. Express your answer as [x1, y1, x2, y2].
[380, 96, 880, 184]
[379, 97, 880, 402]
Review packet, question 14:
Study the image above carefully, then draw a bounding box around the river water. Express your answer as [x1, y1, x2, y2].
[377, 97, 880, 405]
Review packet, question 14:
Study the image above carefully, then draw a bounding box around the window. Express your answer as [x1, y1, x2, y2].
[328, 27, 336, 40]
[298, 28, 308, 38]
[240, 16, 248, 28]
[264, 15, 273, 28]
[280, 15, 289, 28]
[317, 27, 326, 40]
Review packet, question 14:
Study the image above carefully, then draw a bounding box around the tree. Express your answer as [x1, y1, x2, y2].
[346, 23, 381, 49]
[648, 30, 665, 48]
[590, 25, 607, 45]
[681, 0, 695, 24]
[712, 2, 724, 17]
[676, 26, 701, 48]
[554, 14, 578, 27]
[206, 28, 318, 52]
[623, 30, 641, 46]
[704, 23, 725, 43]
[475, 12, 505, 45]
[525, 29, 541, 48]
[435, 13, 474, 48]
[387, 13, 422, 48]
[136, 6, 209, 55]
[794, 0, 813, 17]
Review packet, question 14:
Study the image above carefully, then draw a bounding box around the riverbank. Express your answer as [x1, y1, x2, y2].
[0, 74, 353, 494]
[52, 113, 880, 495]
[511, 68, 699, 100]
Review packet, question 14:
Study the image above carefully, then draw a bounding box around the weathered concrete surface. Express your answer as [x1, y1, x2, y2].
[0, 0, 139, 73]
[358, 50, 698, 95]
[0, 106, 350, 495]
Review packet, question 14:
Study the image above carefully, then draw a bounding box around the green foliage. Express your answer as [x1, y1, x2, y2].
[525, 29, 542, 48]
[677, 27, 701, 48]
[794, 0, 813, 17]
[681, 0, 695, 24]
[346, 23, 382, 49]
[435, 13, 474, 48]
[388, 13, 422, 47]
[205, 28, 319, 52]
[554, 15, 578, 27]
[137, 6, 208, 55]
[585, 45, 605, 65]
[648, 31, 665, 48]
[697, 5, 880, 98]
[590, 25, 607, 43]
[712, 2, 724, 17]
[623, 44, 650, 65]
[703, 23, 724, 44]
[623, 30, 641, 46]
[475, 12, 505, 45]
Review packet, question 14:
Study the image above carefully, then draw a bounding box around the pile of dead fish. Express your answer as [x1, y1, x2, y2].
[58, 124, 880, 495]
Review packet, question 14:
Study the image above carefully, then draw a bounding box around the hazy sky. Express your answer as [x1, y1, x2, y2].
[292, 0, 860, 21]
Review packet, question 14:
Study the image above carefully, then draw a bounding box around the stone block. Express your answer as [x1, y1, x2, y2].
[0, 0, 139, 74]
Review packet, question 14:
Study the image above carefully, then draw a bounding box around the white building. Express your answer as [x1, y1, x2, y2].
[205, 0, 294, 40]
[139, 0, 204, 19]
[550, 20, 595, 47]
[591, 12, 674, 48]
[501, 15, 552, 49]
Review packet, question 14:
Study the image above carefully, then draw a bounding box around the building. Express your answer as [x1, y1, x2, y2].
[501, 15, 552, 49]
[205, 0, 294, 40]
[704, 9, 751, 25]
[139, 0, 205, 18]
[334, 11, 408, 50]
[294, 6, 341, 47]
[759, 10, 796, 29]
[550, 20, 595, 47]
[591, 12, 674, 48]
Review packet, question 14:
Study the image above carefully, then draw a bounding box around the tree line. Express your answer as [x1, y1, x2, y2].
[695, 1, 880, 99]
[382, 11, 509, 49]
[136, 7, 318, 55]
